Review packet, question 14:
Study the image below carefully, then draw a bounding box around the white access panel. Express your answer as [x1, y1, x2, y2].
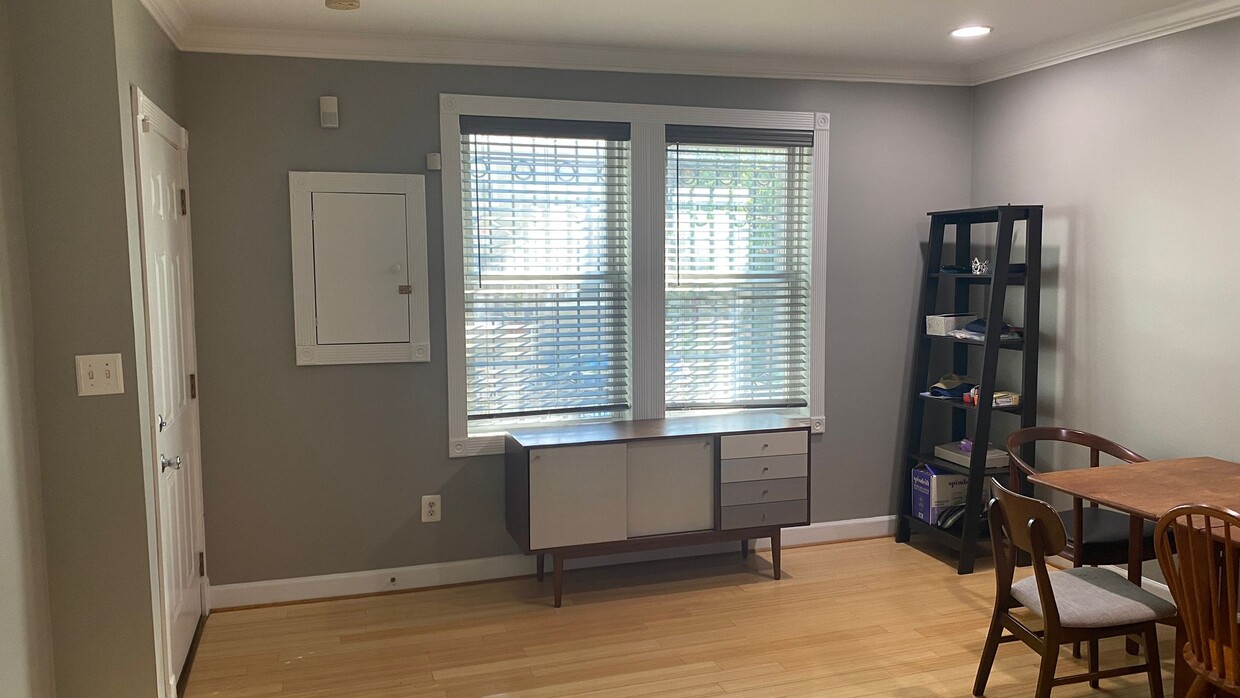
[529, 444, 628, 550]
[290, 172, 430, 365]
[626, 437, 715, 537]
[312, 192, 410, 345]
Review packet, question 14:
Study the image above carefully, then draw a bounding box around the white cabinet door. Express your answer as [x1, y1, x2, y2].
[626, 437, 715, 537]
[311, 192, 410, 345]
[529, 444, 627, 550]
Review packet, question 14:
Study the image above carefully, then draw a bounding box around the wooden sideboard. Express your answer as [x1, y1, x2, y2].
[505, 413, 812, 606]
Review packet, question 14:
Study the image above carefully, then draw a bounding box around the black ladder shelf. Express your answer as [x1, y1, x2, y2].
[894, 205, 1043, 574]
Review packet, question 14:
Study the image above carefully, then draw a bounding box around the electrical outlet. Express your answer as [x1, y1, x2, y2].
[75, 353, 124, 396]
[421, 494, 441, 523]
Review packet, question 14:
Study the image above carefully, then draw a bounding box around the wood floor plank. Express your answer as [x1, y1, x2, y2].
[186, 538, 1179, 697]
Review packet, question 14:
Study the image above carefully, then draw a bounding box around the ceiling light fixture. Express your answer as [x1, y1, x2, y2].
[951, 25, 992, 38]
[326, 0, 361, 9]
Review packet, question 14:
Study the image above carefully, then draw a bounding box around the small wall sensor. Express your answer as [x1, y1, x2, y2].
[320, 96, 339, 129]
[426, 153, 443, 171]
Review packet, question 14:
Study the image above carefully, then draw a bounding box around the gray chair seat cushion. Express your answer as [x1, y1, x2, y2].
[1010, 567, 1177, 628]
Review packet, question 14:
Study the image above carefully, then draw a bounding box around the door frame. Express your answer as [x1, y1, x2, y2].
[131, 85, 208, 696]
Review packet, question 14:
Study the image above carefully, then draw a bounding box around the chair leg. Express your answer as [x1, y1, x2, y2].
[1185, 676, 1212, 698]
[972, 610, 1005, 696]
[1088, 638, 1100, 689]
[1034, 643, 1059, 698]
[1143, 625, 1164, 698]
[1073, 640, 1082, 659]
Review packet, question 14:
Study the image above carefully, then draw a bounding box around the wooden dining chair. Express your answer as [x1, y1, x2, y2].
[1007, 427, 1154, 569]
[974, 479, 1175, 698]
[1155, 504, 1240, 697]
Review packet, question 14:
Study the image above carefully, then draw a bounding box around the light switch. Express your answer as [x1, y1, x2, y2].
[76, 353, 124, 396]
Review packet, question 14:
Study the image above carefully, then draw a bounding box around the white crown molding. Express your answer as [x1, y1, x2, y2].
[139, 0, 1240, 86]
[138, 0, 191, 46]
[970, 0, 1240, 84]
[175, 23, 972, 85]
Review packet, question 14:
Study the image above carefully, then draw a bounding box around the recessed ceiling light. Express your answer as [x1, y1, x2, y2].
[951, 26, 992, 38]
[326, 0, 360, 9]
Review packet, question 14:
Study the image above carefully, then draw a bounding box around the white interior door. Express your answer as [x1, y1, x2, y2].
[134, 89, 205, 690]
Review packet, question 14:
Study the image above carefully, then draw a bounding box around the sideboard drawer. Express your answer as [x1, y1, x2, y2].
[720, 500, 808, 530]
[720, 477, 807, 507]
[719, 430, 807, 460]
[720, 454, 807, 483]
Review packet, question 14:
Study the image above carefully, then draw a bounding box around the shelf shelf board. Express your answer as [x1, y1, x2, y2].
[903, 515, 990, 550]
[923, 334, 1024, 350]
[926, 205, 1043, 225]
[917, 393, 1023, 415]
[929, 272, 1026, 286]
[910, 453, 1008, 477]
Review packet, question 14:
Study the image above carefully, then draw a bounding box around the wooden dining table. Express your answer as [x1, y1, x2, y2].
[1028, 456, 1240, 698]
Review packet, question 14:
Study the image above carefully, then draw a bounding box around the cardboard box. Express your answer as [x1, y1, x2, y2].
[934, 441, 1008, 469]
[911, 463, 969, 525]
[925, 313, 976, 336]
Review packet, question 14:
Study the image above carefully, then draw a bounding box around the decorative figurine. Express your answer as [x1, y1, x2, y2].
[971, 257, 990, 275]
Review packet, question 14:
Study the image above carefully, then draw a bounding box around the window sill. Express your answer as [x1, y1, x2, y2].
[449, 410, 823, 458]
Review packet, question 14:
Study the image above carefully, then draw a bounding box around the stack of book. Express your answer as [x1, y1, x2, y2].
[963, 388, 1021, 407]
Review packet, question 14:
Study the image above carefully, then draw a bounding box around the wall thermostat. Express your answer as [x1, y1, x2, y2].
[426, 153, 442, 171]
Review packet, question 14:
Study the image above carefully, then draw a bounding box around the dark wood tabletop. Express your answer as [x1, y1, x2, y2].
[507, 412, 804, 448]
[1028, 457, 1240, 521]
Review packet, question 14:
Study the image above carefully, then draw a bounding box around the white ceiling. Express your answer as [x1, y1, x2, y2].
[145, 0, 1240, 85]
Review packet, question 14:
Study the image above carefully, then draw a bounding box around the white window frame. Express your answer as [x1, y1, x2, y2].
[441, 94, 829, 457]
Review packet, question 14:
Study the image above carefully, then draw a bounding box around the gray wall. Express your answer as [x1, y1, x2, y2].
[180, 53, 974, 585]
[973, 16, 1240, 580]
[9, 0, 178, 694]
[973, 18, 1240, 465]
[0, 0, 54, 694]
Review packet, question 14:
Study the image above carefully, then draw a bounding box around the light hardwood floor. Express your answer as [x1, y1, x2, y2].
[187, 538, 1175, 697]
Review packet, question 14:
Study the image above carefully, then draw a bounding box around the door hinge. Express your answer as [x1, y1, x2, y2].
[179, 189, 188, 216]
[198, 552, 205, 578]
[189, 373, 197, 399]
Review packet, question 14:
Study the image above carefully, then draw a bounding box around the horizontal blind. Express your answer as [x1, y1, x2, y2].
[665, 135, 812, 411]
[462, 124, 631, 422]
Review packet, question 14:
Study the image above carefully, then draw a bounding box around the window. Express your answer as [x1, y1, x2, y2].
[461, 117, 631, 426]
[442, 96, 828, 456]
[665, 127, 813, 411]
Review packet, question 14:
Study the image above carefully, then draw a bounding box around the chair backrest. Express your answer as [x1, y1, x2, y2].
[1155, 504, 1240, 689]
[989, 479, 1071, 628]
[990, 478, 1068, 557]
[1006, 426, 1147, 487]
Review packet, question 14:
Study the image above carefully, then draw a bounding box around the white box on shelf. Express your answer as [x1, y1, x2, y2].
[911, 464, 969, 524]
[925, 313, 976, 336]
[934, 441, 1008, 469]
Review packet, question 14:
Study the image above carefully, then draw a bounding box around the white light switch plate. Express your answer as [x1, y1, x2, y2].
[76, 353, 124, 396]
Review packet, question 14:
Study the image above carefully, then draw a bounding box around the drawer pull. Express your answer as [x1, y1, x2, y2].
[762, 466, 770, 473]
[762, 490, 769, 496]
[761, 513, 767, 521]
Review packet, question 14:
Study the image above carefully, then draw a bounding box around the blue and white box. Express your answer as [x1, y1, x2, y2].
[911, 463, 969, 525]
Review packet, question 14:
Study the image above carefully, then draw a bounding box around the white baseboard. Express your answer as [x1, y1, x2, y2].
[209, 514, 897, 610]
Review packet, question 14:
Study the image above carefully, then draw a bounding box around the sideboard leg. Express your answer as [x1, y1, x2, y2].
[536, 553, 545, 582]
[553, 554, 564, 608]
[740, 539, 750, 559]
[771, 530, 782, 580]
